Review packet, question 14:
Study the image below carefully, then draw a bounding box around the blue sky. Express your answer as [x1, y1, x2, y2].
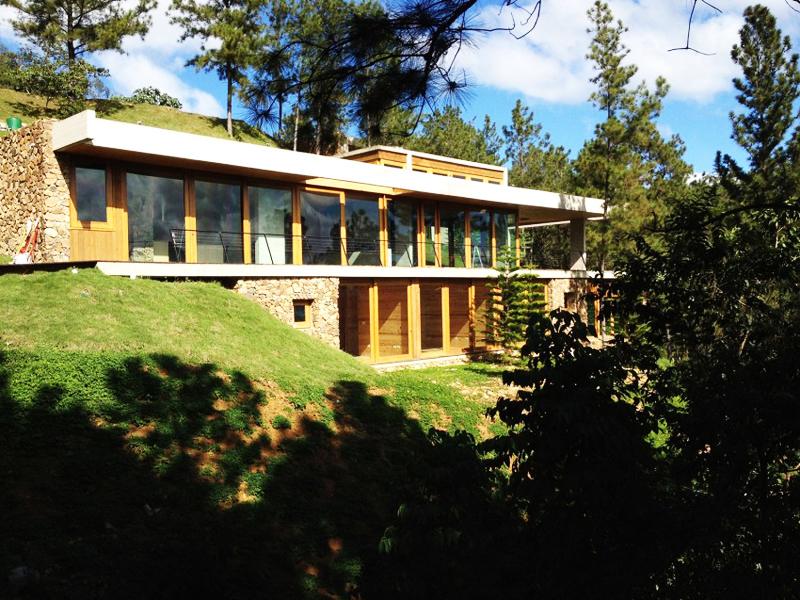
[3, 0, 800, 172]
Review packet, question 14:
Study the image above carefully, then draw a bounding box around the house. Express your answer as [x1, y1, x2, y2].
[0, 110, 607, 365]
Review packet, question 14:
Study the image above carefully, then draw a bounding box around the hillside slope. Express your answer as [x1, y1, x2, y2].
[0, 268, 506, 598]
[0, 87, 275, 145]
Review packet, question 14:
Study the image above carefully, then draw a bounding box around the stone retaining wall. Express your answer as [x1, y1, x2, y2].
[0, 120, 71, 262]
[235, 277, 340, 348]
[546, 278, 594, 322]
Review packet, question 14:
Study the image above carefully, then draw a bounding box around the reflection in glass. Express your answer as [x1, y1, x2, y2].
[127, 173, 184, 262]
[345, 197, 380, 265]
[250, 186, 292, 264]
[301, 191, 341, 265]
[196, 180, 243, 263]
[75, 167, 107, 222]
[470, 209, 491, 268]
[424, 203, 437, 266]
[440, 204, 466, 267]
[388, 200, 417, 266]
[494, 210, 517, 265]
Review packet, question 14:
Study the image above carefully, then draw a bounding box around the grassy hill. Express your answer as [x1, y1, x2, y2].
[0, 268, 508, 598]
[0, 87, 275, 145]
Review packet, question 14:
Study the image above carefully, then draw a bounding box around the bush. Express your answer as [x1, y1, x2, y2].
[127, 87, 182, 109]
[271, 414, 291, 430]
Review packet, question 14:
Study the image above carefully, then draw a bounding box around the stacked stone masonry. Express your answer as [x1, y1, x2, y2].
[0, 120, 71, 262]
[235, 277, 340, 349]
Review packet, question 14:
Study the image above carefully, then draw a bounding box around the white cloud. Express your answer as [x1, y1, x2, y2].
[455, 0, 800, 105]
[96, 51, 223, 115]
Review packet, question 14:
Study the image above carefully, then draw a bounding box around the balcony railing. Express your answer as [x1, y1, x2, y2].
[126, 229, 498, 268]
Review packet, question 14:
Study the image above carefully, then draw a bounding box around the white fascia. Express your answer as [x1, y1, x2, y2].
[52, 111, 605, 217]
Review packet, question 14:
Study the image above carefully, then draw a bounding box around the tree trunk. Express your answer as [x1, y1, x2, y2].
[293, 100, 300, 152]
[226, 64, 233, 137]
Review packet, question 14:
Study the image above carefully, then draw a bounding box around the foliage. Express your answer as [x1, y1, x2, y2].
[485, 246, 547, 353]
[11, 50, 109, 117]
[407, 105, 501, 165]
[271, 414, 291, 429]
[573, 1, 691, 270]
[3, 0, 155, 61]
[503, 99, 572, 192]
[125, 86, 182, 109]
[170, 0, 261, 136]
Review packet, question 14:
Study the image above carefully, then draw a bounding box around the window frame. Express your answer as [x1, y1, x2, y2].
[293, 299, 313, 328]
[69, 161, 114, 230]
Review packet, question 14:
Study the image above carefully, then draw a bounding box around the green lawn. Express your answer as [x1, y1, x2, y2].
[0, 268, 509, 598]
[0, 87, 275, 145]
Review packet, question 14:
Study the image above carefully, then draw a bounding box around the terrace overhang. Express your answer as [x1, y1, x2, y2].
[52, 111, 605, 226]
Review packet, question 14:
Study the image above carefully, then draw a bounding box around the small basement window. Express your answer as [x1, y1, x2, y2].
[293, 299, 313, 328]
[75, 166, 107, 222]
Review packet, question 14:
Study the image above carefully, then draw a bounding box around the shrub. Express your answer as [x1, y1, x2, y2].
[271, 414, 291, 430]
[127, 86, 182, 109]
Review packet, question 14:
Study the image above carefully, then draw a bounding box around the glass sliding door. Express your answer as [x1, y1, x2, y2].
[494, 210, 517, 266]
[387, 199, 417, 266]
[440, 204, 466, 267]
[301, 191, 342, 265]
[127, 173, 185, 262]
[345, 196, 380, 265]
[250, 186, 292, 265]
[196, 180, 243, 263]
[470, 209, 491, 268]
[420, 282, 443, 351]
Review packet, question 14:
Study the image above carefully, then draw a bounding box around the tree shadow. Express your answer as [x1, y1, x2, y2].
[0, 351, 474, 598]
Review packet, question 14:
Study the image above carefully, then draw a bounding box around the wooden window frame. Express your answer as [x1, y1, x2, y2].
[293, 299, 313, 328]
[69, 161, 115, 231]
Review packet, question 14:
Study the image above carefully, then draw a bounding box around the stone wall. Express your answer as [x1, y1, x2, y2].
[546, 278, 594, 322]
[0, 120, 71, 262]
[235, 277, 340, 348]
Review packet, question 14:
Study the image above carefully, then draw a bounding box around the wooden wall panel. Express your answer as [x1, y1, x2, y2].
[377, 283, 409, 358]
[420, 282, 444, 351]
[473, 283, 490, 348]
[339, 284, 372, 358]
[448, 282, 471, 353]
[69, 229, 120, 260]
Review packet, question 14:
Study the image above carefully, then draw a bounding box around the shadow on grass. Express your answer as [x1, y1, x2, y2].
[0, 351, 495, 598]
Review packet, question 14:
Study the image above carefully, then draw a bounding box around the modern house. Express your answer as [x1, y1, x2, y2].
[0, 110, 607, 365]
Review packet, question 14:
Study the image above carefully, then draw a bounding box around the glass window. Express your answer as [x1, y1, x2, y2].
[420, 282, 443, 351]
[470, 209, 491, 268]
[75, 167, 107, 222]
[196, 180, 243, 263]
[423, 203, 438, 266]
[127, 173, 184, 263]
[494, 210, 517, 266]
[345, 196, 380, 265]
[388, 200, 417, 267]
[293, 300, 312, 327]
[301, 191, 341, 265]
[250, 186, 292, 265]
[440, 204, 466, 268]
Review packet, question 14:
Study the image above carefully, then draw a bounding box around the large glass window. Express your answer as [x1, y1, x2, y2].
[494, 210, 517, 266]
[250, 186, 292, 265]
[301, 191, 341, 265]
[75, 167, 107, 222]
[420, 282, 443, 351]
[345, 196, 380, 265]
[423, 203, 438, 266]
[470, 209, 491, 268]
[440, 204, 466, 267]
[378, 282, 409, 357]
[196, 180, 243, 263]
[127, 173, 184, 262]
[388, 200, 417, 267]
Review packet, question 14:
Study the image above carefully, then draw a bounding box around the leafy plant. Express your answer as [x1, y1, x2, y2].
[126, 86, 182, 109]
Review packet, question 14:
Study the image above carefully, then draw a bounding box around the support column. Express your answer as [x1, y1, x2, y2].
[569, 218, 587, 272]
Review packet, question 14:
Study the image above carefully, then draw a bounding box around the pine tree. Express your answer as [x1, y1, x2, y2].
[4, 0, 155, 62]
[409, 106, 501, 164]
[574, 1, 690, 270]
[170, 0, 261, 136]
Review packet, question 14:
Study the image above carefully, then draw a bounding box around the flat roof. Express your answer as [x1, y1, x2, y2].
[52, 111, 604, 224]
